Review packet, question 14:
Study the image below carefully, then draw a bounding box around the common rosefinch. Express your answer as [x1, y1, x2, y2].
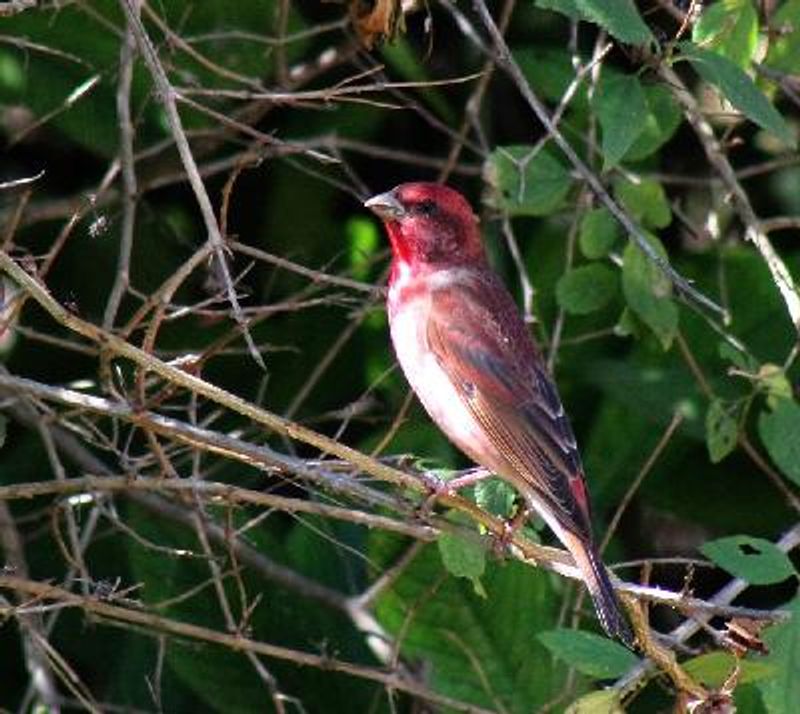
[365, 182, 633, 646]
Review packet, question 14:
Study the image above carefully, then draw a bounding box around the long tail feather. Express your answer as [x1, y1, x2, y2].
[568, 536, 634, 648]
[586, 548, 634, 647]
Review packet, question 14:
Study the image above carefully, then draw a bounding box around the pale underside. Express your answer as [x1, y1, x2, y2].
[387, 261, 584, 547]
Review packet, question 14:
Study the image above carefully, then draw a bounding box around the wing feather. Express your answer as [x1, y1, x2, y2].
[426, 278, 592, 538]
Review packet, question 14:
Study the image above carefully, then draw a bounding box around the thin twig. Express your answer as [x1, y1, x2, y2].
[0, 575, 500, 714]
[103, 1, 139, 330]
[659, 62, 800, 334]
[471, 0, 726, 320]
[119, 0, 266, 370]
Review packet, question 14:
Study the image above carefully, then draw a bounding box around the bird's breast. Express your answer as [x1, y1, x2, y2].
[387, 267, 491, 462]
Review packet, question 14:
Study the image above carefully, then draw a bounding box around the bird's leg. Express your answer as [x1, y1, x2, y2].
[492, 499, 532, 557]
[416, 467, 493, 519]
[443, 466, 494, 492]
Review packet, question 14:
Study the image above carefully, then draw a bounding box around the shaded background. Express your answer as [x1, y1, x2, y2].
[0, 1, 798, 712]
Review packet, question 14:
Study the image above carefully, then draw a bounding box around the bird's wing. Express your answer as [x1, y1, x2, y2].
[427, 279, 593, 538]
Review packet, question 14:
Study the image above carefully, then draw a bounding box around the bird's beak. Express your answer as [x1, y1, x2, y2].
[364, 190, 405, 220]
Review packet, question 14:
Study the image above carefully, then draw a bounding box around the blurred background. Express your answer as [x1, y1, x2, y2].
[0, 1, 798, 712]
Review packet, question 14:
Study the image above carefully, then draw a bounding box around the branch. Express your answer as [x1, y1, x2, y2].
[118, 0, 265, 369]
[470, 0, 727, 320]
[658, 62, 800, 335]
[0, 575, 500, 714]
[615, 521, 800, 694]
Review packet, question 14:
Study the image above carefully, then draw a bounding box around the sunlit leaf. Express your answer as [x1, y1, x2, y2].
[438, 532, 487, 596]
[615, 177, 671, 229]
[683, 652, 775, 688]
[565, 690, 624, 713]
[475, 479, 517, 519]
[693, 0, 759, 69]
[346, 216, 379, 280]
[763, 0, 800, 74]
[757, 364, 793, 408]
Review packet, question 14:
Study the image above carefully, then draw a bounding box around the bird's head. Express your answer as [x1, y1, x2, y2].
[365, 183, 484, 269]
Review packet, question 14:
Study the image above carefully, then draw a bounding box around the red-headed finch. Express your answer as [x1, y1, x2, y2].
[365, 182, 633, 646]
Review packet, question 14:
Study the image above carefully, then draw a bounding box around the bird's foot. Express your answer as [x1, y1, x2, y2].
[416, 472, 453, 520]
[491, 502, 532, 558]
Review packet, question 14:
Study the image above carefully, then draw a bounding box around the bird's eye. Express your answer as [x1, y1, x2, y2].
[414, 200, 437, 217]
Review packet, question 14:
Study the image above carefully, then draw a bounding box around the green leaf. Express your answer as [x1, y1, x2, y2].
[346, 216, 379, 280]
[624, 84, 683, 162]
[535, 0, 581, 19]
[683, 652, 775, 688]
[438, 532, 486, 583]
[372, 536, 565, 710]
[475, 479, 518, 519]
[757, 365, 793, 408]
[621, 234, 679, 349]
[705, 399, 739, 463]
[566, 690, 624, 713]
[537, 0, 653, 44]
[759, 598, 800, 714]
[615, 177, 671, 229]
[718, 341, 758, 372]
[680, 42, 796, 147]
[485, 146, 572, 216]
[613, 307, 643, 340]
[538, 629, 639, 679]
[579, 208, 620, 259]
[578, 0, 653, 44]
[693, 0, 759, 69]
[556, 264, 618, 315]
[701, 535, 796, 585]
[594, 73, 648, 169]
[758, 398, 800, 486]
[515, 47, 590, 111]
[764, 0, 800, 74]
[0, 51, 25, 92]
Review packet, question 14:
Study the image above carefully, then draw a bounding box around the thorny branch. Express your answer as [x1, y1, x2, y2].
[1, 1, 798, 710]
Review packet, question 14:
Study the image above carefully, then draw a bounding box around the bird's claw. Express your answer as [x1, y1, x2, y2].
[491, 502, 532, 558]
[415, 472, 455, 520]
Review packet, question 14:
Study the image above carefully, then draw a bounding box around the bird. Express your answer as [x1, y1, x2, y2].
[365, 182, 633, 646]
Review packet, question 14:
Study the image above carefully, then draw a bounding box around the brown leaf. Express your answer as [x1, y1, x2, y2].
[349, 0, 407, 48]
[722, 617, 769, 658]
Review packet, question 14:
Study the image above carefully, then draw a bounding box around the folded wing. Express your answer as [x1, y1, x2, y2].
[426, 277, 593, 540]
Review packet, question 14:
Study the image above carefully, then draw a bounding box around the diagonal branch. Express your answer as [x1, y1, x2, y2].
[118, 0, 265, 369]
[470, 0, 727, 320]
[659, 63, 800, 336]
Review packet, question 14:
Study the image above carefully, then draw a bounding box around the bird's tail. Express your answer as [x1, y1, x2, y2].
[568, 535, 634, 648]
